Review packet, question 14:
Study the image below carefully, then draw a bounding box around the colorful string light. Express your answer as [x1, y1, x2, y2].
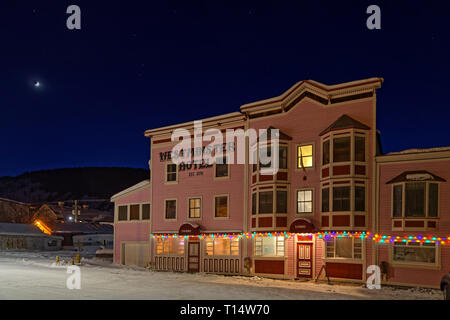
[150, 231, 450, 245]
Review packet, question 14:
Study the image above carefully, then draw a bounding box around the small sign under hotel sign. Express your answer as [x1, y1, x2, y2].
[289, 218, 315, 234]
[178, 223, 201, 235]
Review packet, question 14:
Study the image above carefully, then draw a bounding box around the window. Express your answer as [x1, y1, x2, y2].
[188, 198, 201, 219]
[276, 191, 287, 213]
[258, 191, 273, 214]
[322, 140, 330, 165]
[130, 204, 140, 220]
[252, 149, 258, 172]
[166, 163, 177, 182]
[142, 203, 150, 220]
[260, 147, 271, 169]
[215, 195, 228, 218]
[255, 236, 284, 256]
[393, 185, 402, 217]
[428, 183, 438, 217]
[165, 199, 176, 219]
[215, 156, 229, 177]
[354, 186, 365, 212]
[333, 137, 350, 162]
[355, 136, 365, 161]
[297, 190, 313, 213]
[333, 186, 350, 211]
[118, 205, 127, 221]
[251, 193, 257, 215]
[156, 238, 184, 255]
[297, 145, 313, 168]
[392, 242, 437, 265]
[326, 238, 362, 259]
[279, 146, 288, 169]
[405, 182, 426, 217]
[393, 182, 439, 218]
[205, 237, 240, 256]
[321, 188, 329, 212]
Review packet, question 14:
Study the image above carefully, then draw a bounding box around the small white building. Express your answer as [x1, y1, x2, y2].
[0, 223, 63, 251]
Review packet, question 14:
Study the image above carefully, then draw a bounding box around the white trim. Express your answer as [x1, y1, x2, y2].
[110, 180, 150, 201]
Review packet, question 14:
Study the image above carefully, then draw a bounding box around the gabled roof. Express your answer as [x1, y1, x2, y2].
[258, 126, 293, 141]
[386, 170, 446, 184]
[110, 179, 150, 201]
[319, 114, 370, 136]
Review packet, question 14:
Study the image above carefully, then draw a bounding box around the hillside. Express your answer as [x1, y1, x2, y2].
[0, 167, 150, 211]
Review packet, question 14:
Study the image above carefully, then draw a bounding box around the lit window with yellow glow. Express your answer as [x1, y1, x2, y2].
[297, 145, 313, 168]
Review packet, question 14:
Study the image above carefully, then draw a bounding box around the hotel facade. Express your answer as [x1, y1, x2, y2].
[111, 78, 450, 289]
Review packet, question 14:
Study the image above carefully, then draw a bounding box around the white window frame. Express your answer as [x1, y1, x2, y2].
[187, 197, 202, 220]
[296, 143, 314, 170]
[155, 237, 185, 256]
[325, 237, 363, 261]
[164, 198, 177, 221]
[296, 189, 314, 215]
[213, 194, 229, 219]
[165, 162, 178, 184]
[391, 182, 440, 218]
[391, 242, 439, 268]
[204, 237, 240, 256]
[254, 236, 285, 257]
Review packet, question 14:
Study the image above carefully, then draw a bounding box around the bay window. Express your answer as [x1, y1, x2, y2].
[258, 191, 273, 214]
[255, 236, 285, 257]
[392, 182, 439, 218]
[354, 136, 365, 161]
[279, 146, 288, 169]
[276, 190, 287, 213]
[333, 137, 350, 162]
[354, 186, 365, 212]
[393, 185, 402, 217]
[322, 140, 330, 165]
[252, 193, 257, 215]
[333, 186, 350, 211]
[321, 188, 329, 212]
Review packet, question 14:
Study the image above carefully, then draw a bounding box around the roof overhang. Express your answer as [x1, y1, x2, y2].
[240, 78, 383, 116]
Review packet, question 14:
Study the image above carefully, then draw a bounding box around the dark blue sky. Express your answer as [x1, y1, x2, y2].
[1, 1, 449, 177]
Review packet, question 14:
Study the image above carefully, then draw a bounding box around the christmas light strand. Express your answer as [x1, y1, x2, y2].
[150, 231, 450, 245]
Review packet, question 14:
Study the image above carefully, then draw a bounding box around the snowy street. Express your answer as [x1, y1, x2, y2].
[0, 251, 443, 300]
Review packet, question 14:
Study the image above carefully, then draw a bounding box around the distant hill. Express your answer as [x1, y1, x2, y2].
[0, 167, 150, 211]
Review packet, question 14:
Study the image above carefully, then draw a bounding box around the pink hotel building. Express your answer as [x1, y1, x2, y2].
[111, 78, 450, 288]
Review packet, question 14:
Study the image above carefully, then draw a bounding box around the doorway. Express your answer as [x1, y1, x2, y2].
[297, 242, 313, 278]
[188, 241, 200, 272]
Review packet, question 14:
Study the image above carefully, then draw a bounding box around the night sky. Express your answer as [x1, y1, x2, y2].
[1, 1, 449, 177]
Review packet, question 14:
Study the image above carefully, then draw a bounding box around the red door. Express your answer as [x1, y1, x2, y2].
[297, 243, 313, 278]
[188, 242, 200, 272]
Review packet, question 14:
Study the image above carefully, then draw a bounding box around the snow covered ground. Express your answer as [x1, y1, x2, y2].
[0, 251, 443, 300]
